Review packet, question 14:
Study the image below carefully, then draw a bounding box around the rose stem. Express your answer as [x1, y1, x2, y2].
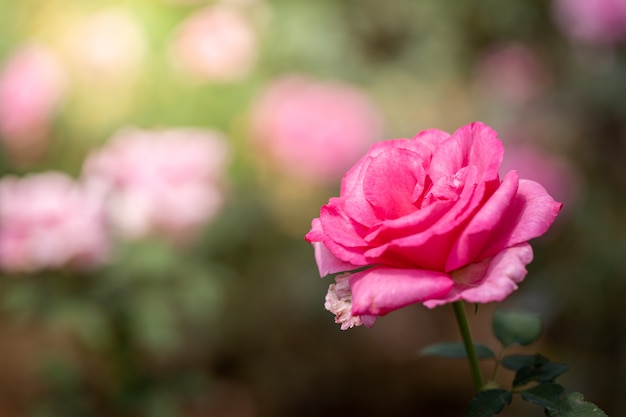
[452, 301, 484, 392]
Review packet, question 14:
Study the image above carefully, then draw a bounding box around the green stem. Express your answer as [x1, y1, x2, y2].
[452, 301, 484, 392]
[490, 346, 507, 383]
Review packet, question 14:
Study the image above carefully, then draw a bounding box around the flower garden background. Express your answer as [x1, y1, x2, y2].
[1, 0, 625, 416]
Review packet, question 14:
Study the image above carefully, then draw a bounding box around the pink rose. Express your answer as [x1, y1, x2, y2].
[0, 172, 109, 273]
[500, 143, 580, 210]
[306, 122, 561, 329]
[552, 0, 626, 44]
[82, 127, 229, 241]
[168, 5, 257, 82]
[250, 75, 383, 183]
[474, 43, 550, 105]
[0, 44, 67, 164]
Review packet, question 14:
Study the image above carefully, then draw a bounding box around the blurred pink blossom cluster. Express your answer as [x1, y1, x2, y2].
[83, 128, 230, 241]
[552, 0, 626, 44]
[0, 172, 109, 273]
[250, 75, 384, 183]
[0, 128, 230, 274]
[474, 43, 550, 105]
[500, 143, 580, 210]
[0, 44, 67, 164]
[169, 5, 258, 82]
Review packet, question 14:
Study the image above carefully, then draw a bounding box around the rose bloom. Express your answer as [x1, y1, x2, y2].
[169, 5, 257, 82]
[552, 0, 626, 44]
[0, 172, 109, 273]
[306, 122, 561, 329]
[250, 75, 383, 183]
[82, 128, 229, 241]
[0, 44, 66, 163]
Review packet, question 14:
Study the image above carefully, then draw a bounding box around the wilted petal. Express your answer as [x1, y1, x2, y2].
[325, 273, 376, 330]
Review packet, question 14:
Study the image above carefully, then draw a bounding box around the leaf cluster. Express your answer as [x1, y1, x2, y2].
[420, 308, 608, 417]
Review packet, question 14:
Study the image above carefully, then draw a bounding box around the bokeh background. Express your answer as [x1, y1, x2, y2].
[0, 0, 625, 416]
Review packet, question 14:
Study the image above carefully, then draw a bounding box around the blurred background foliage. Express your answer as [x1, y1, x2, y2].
[0, 0, 625, 416]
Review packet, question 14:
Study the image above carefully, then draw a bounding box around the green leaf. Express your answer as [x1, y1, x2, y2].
[545, 392, 608, 417]
[521, 383, 566, 409]
[501, 354, 570, 387]
[492, 308, 542, 347]
[522, 390, 609, 417]
[467, 389, 512, 417]
[419, 342, 495, 359]
[501, 353, 540, 371]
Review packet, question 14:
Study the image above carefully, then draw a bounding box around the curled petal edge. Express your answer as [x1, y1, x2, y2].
[312, 241, 358, 277]
[424, 243, 533, 308]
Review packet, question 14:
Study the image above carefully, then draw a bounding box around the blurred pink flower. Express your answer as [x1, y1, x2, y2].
[500, 143, 580, 209]
[552, 0, 626, 44]
[0, 172, 109, 273]
[250, 75, 384, 183]
[0, 44, 67, 163]
[169, 5, 257, 82]
[475, 43, 549, 105]
[83, 128, 230, 241]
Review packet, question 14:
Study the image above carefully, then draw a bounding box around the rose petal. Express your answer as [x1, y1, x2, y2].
[429, 122, 503, 184]
[341, 139, 411, 195]
[340, 131, 449, 228]
[409, 128, 451, 166]
[319, 198, 367, 248]
[342, 139, 418, 227]
[364, 165, 487, 271]
[476, 178, 562, 260]
[306, 217, 369, 269]
[312, 241, 358, 277]
[363, 147, 426, 219]
[364, 198, 452, 245]
[445, 170, 520, 271]
[423, 243, 533, 308]
[304, 217, 324, 242]
[364, 233, 456, 271]
[349, 267, 454, 316]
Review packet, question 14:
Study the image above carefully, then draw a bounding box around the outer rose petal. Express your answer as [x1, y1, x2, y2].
[305, 217, 325, 242]
[350, 267, 454, 316]
[424, 243, 533, 308]
[476, 178, 562, 260]
[446, 170, 520, 271]
[447, 173, 562, 271]
[312, 241, 358, 277]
